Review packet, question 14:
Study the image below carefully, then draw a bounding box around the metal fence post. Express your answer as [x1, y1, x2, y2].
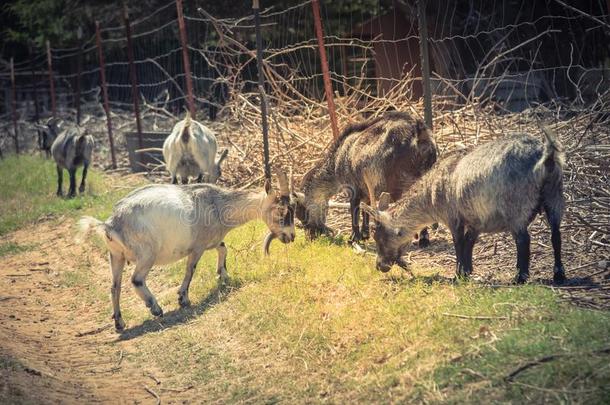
[123, 5, 144, 148]
[30, 54, 40, 122]
[96, 21, 117, 169]
[75, 27, 83, 125]
[10, 58, 20, 154]
[176, 0, 196, 118]
[46, 40, 57, 118]
[253, 0, 271, 181]
[311, 0, 339, 140]
[417, 0, 433, 130]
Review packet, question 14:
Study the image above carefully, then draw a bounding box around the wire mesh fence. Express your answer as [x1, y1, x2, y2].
[1, 0, 609, 160]
[0, 0, 608, 293]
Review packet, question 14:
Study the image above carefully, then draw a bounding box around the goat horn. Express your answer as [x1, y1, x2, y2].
[277, 169, 289, 196]
[262, 232, 276, 256]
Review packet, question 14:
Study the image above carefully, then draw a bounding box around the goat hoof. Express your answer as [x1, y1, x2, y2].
[418, 237, 430, 248]
[151, 306, 163, 317]
[515, 274, 529, 284]
[56, 191, 63, 197]
[553, 267, 566, 285]
[361, 230, 370, 240]
[114, 317, 126, 332]
[178, 295, 191, 308]
[349, 232, 362, 243]
[79, 186, 85, 193]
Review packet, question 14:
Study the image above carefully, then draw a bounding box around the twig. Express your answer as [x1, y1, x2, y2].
[145, 372, 161, 385]
[441, 312, 509, 320]
[75, 324, 112, 337]
[144, 385, 161, 405]
[505, 347, 610, 381]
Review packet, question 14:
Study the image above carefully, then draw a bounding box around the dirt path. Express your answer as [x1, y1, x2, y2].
[0, 220, 184, 404]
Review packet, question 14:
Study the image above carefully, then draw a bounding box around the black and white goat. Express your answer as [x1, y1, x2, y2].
[50, 119, 94, 198]
[163, 112, 228, 184]
[362, 128, 566, 284]
[78, 169, 296, 331]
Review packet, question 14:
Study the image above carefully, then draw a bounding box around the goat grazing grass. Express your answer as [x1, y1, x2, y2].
[1, 155, 608, 403]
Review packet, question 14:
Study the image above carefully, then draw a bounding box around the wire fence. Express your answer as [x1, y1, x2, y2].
[1, 0, 609, 162]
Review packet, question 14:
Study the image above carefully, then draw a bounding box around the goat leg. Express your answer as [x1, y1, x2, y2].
[361, 210, 370, 240]
[178, 248, 204, 307]
[349, 196, 362, 243]
[544, 205, 565, 284]
[216, 242, 229, 284]
[79, 162, 89, 194]
[417, 228, 430, 248]
[171, 175, 178, 185]
[67, 168, 77, 198]
[514, 230, 531, 284]
[56, 165, 63, 197]
[109, 253, 126, 332]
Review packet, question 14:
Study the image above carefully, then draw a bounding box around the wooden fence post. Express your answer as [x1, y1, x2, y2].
[10, 58, 20, 154]
[417, 0, 433, 130]
[311, 0, 339, 140]
[176, 0, 196, 118]
[46, 40, 57, 118]
[123, 5, 143, 148]
[253, 0, 271, 181]
[96, 21, 117, 169]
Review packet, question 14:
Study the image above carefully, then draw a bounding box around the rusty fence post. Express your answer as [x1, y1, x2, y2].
[417, 0, 433, 130]
[46, 40, 57, 118]
[311, 0, 339, 140]
[176, 0, 196, 118]
[123, 5, 143, 148]
[10, 58, 20, 154]
[75, 27, 84, 125]
[253, 0, 271, 181]
[96, 21, 117, 169]
[30, 55, 40, 122]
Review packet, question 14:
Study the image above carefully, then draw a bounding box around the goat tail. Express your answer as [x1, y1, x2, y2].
[75, 216, 106, 243]
[534, 126, 565, 179]
[181, 110, 192, 143]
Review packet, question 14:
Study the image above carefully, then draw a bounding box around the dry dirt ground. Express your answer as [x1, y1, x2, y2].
[0, 211, 608, 403]
[0, 220, 196, 404]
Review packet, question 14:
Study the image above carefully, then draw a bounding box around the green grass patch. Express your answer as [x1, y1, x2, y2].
[2, 155, 608, 403]
[0, 241, 35, 257]
[0, 155, 143, 235]
[120, 224, 610, 403]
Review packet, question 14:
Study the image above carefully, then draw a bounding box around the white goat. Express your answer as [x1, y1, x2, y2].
[163, 112, 228, 184]
[78, 170, 295, 332]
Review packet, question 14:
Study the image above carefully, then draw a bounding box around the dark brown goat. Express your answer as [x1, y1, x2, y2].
[264, 111, 438, 252]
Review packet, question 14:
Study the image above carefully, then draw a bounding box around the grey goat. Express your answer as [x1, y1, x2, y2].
[362, 129, 566, 284]
[35, 117, 61, 158]
[264, 111, 437, 252]
[50, 119, 94, 198]
[78, 170, 295, 331]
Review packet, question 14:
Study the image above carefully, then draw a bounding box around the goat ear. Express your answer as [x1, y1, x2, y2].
[276, 169, 289, 197]
[264, 179, 272, 194]
[292, 191, 305, 204]
[378, 192, 391, 211]
[415, 120, 430, 142]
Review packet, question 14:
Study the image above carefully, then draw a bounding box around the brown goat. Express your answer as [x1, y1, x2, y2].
[264, 111, 438, 252]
